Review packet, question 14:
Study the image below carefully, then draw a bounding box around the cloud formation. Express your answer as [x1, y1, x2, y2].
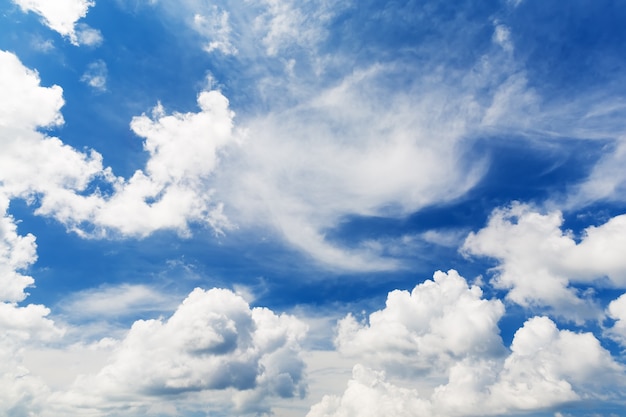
[0, 196, 65, 416]
[1, 50, 236, 239]
[49, 288, 307, 415]
[309, 272, 625, 417]
[335, 270, 505, 375]
[462, 203, 626, 321]
[4, 2, 626, 415]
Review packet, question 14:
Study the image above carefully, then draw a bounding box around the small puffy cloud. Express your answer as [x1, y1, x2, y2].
[130, 92, 234, 185]
[462, 203, 626, 321]
[30, 37, 55, 52]
[335, 270, 506, 376]
[0, 207, 306, 417]
[12, 0, 96, 45]
[54, 288, 307, 415]
[80, 60, 107, 91]
[75, 23, 103, 46]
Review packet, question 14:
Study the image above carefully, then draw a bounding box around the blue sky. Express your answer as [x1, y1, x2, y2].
[2, 0, 626, 416]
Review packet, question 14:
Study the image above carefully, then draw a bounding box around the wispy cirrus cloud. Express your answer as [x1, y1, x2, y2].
[59, 283, 178, 320]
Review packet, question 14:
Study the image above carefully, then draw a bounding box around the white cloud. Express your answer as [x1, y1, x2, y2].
[492, 23, 513, 53]
[1, 50, 239, 242]
[83, 0, 626, 274]
[335, 270, 506, 376]
[480, 72, 539, 128]
[0, 195, 37, 303]
[252, 0, 335, 56]
[222, 64, 492, 270]
[77, 90, 238, 237]
[59, 283, 179, 319]
[606, 293, 626, 347]
[75, 23, 103, 46]
[0, 50, 64, 130]
[0, 202, 309, 416]
[81, 59, 108, 91]
[566, 139, 626, 207]
[0, 50, 107, 212]
[462, 203, 626, 321]
[309, 273, 625, 417]
[30, 36, 55, 52]
[308, 364, 431, 417]
[12, 0, 96, 45]
[193, 7, 237, 55]
[48, 288, 307, 416]
[0, 195, 65, 417]
[23, 1, 540, 272]
[0, 218, 308, 417]
[0, 178, 307, 416]
[419, 229, 468, 248]
[486, 316, 624, 411]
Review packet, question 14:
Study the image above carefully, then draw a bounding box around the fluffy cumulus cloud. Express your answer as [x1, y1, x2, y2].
[309, 272, 625, 417]
[0, 201, 307, 416]
[0, 195, 65, 417]
[335, 270, 506, 375]
[0, 50, 64, 130]
[0, 49, 236, 239]
[487, 316, 624, 411]
[48, 288, 307, 416]
[606, 293, 626, 347]
[462, 203, 626, 321]
[0, 50, 108, 212]
[12, 0, 101, 45]
[81, 89, 237, 237]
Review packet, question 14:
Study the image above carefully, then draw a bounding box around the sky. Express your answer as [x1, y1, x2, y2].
[2, 0, 626, 416]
